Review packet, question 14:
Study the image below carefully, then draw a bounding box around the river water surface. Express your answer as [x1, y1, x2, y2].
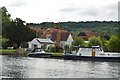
[1, 55, 120, 78]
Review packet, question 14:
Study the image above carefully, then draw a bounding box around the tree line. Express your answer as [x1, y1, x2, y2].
[28, 21, 119, 35]
[71, 34, 120, 52]
[1, 6, 36, 49]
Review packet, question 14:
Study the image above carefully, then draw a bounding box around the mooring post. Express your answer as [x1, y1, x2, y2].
[92, 48, 95, 57]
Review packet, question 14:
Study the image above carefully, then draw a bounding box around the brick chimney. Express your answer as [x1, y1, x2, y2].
[56, 23, 59, 29]
[56, 31, 61, 47]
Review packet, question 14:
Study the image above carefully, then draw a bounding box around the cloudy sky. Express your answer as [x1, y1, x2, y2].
[1, 0, 119, 23]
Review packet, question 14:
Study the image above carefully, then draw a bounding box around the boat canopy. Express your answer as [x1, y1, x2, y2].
[72, 46, 102, 48]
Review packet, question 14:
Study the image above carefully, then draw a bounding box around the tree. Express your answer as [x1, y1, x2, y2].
[64, 44, 69, 50]
[88, 37, 102, 47]
[1, 6, 11, 37]
[0, 36, 10, 48]
[72, 38, 84, 46]
[4, 18, 35, 48]
[20, 41, 28, 48]
[108, 35, 120, 51]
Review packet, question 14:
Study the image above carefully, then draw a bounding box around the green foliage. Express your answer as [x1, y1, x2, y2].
[0, 49, 16, 52]
[1, 7, 36, 48]
[83, 42, 89, 47]
[41, 44, 46, 50]
[108, 35, 120, 51]
[103, 34, 110, 40]
[1, 6, 11, 37]
[3, 18, 35, 48]
[49, 46, 56, 52]
[88, 37, 102, 47]
[0, 37, 10, 48]
[28, 21, 118, 35]
[72, 38, 84, 46]
[64, 44, 69, 50]
[20, 41, 28, 48]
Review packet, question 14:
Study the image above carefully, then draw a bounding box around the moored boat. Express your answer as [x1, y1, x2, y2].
[28, 48, 53, 58]
[63, 46, 120, 62]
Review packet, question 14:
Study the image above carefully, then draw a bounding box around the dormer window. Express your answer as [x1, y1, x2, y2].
[46, 34, 51, 39]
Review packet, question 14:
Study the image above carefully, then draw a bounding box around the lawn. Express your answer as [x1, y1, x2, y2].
[52, 52, 63, 54]
[0, 49, 16, 52]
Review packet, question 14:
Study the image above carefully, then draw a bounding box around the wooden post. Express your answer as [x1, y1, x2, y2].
[92, 48, 95, 57]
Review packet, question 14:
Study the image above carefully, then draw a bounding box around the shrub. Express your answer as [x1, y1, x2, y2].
[108, 35, 120, 51]
[20, 41, 28, 48]
[88, 37, 102, 47]
[49, 46, 56, 52]
[72, 38, 84, 46]
[64, 44, 69, 50]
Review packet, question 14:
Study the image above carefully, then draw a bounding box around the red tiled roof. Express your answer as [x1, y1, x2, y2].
[82, 30, 100, 37]
[51, 31, 70, 41]
[48, 28, 68, 32]
[38, 28, 78, 41]
[78, 30, 101, 41]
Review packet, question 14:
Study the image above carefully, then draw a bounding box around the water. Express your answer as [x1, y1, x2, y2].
[1, 55, 120, 78]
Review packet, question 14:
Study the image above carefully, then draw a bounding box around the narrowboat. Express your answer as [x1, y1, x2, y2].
[63, 46, 120, 62]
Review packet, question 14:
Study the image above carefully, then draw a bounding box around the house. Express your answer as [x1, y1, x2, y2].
[78, 30, 100, 41]
[38, 28, 77, 48]
[28, 38, 54, 50]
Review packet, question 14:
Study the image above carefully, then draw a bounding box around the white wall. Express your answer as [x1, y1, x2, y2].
[65, 34, 73, 46]
[28, 38, 54, 50]
[28, 38, 41, 49]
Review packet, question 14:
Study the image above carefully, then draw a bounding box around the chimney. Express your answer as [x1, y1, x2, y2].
[56, 31, 61, 47]
[57, 31, 61, 41]
[56, 23, 59, 29]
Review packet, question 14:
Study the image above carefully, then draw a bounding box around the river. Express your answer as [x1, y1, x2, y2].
[0, 55, 120, 78]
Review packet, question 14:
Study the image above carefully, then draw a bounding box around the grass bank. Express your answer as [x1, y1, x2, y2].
[52, 52, 63, 54]
[0, 49, 63, 56]
[0, 49, 16, 52]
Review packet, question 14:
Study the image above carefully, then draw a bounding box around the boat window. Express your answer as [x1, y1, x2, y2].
[35, 49, 42, 52]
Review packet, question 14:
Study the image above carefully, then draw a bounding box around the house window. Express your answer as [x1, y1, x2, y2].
[46, 34, 51, 39]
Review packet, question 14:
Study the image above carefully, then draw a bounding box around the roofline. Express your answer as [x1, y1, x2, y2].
[36, 38, 54, 44]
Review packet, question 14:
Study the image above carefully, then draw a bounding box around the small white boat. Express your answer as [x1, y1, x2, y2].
[63, 46, 120, 62]
[28, 48, 53, 58]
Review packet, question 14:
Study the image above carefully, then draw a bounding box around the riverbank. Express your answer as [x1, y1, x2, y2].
[0, 49, 16, 52]
[1, 49, 120, 58]
[0, 49, 30, 56]
[0, 49, 63, 57]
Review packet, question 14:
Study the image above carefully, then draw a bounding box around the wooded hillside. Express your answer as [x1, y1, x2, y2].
[27, 21, 118, 35]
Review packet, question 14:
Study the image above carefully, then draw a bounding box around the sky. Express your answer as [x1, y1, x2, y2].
[1, 0, 120, 23]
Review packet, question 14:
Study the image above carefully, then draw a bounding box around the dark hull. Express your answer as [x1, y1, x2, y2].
[28, 53, 53, 58]
[63, 55, 120, 62]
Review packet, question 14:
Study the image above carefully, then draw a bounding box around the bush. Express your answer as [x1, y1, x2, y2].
[108, 35, 120, 51]
[2, 38, 10, 48]
[64, 44, 69, 50]
[20, 41, 28, 48]
[72, 38, 84, 46]
[41, 44, 46, 50]
[49, 46, 56, 52]
[88, 37, 102, 47]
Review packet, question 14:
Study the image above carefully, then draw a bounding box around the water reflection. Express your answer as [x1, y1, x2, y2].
[1, 55, 120, 78]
